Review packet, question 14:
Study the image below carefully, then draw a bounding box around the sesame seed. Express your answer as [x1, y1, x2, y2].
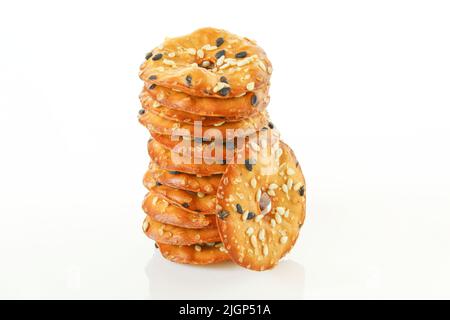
[187, 48, 196, 55]
[287, 168, 295, 176]
[194, 245, 202, 252]
[270, 219, 276, 227]
[142, 220, 149, 232]
[152, 53, 163, 61]
[299, 186, 305, 196]
[168, 52, 176, 58]
[250, 178, 257, 189]
[246, 227, 254, 236]
[219, 76, 228, 83]
[293, 182, 303, 191]
[218, 210, 229, 220]
[255, 215, 264, 223]
[275, 148, 283, 158]
[186, 75, 192, 86]
[152, 101, 161, 108]
[287, 178, 293, 190]
[149, 75, 157, 80]
[247, 212, 256, 220]
[217, 55, 225, 66]
[269, 183, 279, 190]
[280, 236, 288, 244]
[197, 49, 204, 59]
[213, 121, 225, 127]
[258, 229, 266, 241]
[201, 60, 211, 68]
[138, 109, 145, 115]
[236, 203, 243, 214]
[251, 94, 258, 106]
[246, 82, 255, 91]
[282, 184, 289, 193]
[145, 52, 153, 60]
[267, 189, 276, 197]
[244, 159, 253, 171]
[276, 207, 285, 216]
[242, 210, 249, 221]
[275, 214, 282, 224]
[268, 122, 274, 129]
[218, 87, 230, 96]
[285, 209, 290, 218]
[215, 50, 226, 59]
[250, 235, 258, 248]
[216, 37, 224, 47]
[181, 202, 189, 208]
[235, 51, 247, 59]
[256, 189, 261, 202]
[163, 59, 175, 66]
[263, 244, 269, 257]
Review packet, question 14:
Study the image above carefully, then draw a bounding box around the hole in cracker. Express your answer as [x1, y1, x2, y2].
[259, 191, 272, 215]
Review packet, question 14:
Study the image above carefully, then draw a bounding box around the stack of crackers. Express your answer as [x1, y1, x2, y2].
[138, 28, 306, 271]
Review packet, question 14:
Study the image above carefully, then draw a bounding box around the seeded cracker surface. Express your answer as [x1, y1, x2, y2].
[139, 27, 272, 98]
[157, 242, 230, 265]
[216, 138, 306, 271]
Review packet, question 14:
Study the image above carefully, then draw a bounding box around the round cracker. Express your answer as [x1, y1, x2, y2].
[157, 242, 230, 265]
[143, 191, 217, 229]
[148, 139, 226, 175]
[139, 104, 268, 138]
[216, 139, 306, 271]
[139, 27, 272, 98]
[146, 162, 221, 194]
[143, 216, 221, 246]
[141, 84, 269, 118]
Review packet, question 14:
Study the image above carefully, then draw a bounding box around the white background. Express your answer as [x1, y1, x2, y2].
[0, 0, 449, 299]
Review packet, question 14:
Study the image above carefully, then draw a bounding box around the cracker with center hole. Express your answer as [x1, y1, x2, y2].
[148, 139, 226, 175]
[157, 242, 230, 265]
[216, 138, 306, 271]
[139, 27, 272, 98]
[141, 84, 269, 118]
[143, 191, 217, 229]
[146, 162, 221, 194]
[144, 175, 216, 215]
[143, 216, 221, 246]
[139, 102, 269, 138]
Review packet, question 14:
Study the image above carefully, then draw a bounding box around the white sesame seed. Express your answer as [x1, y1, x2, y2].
[246, 82, 255, 91]
[255, 215, 264, 223]
[285, 209, 290, 218]
[270, 219, 276, 228]
[257, 60, 267, 72]
[250, 178, 257, 189]
[275, 213, 282, 224]
[287, 178, 293, 190]
[256, 189, 261, 202]
[263, 244, 269, 257]
[280, 236, 288, 244]
[267, 190, 276, 197]
[282, 184, 289, 193]
[216, 55, 225, 66]
[197, 49, 204, 59]
[269, 183, 279, 190]
[152, 101, 161, 108]
[168, 52, 176, 58]
[213, 121, 225, 127]
[163, 59, 175, 66]
[142, 220, 149, 232]
[197, 192, 205, 198]
[275, 148, 283, 158]
[276, 207, 285, 216]
[242, 210, 249, 221]
[258, 229, 266, 241]
[201, 60, 211, 68]
[287, 168, 295, 176]
[187, 48, 196, 55]
[293, 182, 303, 191]
[246, 227, 254, 236]
[250, 235, 258, 248]
[194, 245, 202, 252]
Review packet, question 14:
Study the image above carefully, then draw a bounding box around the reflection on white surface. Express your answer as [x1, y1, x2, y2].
[146, 249, 305, 300]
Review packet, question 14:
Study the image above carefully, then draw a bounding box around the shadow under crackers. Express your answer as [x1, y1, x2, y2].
[145, 248, 305, 300]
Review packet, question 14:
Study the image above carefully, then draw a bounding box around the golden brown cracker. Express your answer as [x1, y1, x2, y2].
[157, 242, 230, 265]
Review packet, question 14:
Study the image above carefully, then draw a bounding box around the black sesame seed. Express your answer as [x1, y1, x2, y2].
[235, 51, 247, 59]
[218, 87, 230, 96]
[149, 75, 157, 80]
[220, 76, 228, 83]
[247, 212, 256, 220]
[251, 94, 258, 106]
[148, 84, 156, 90]
[145, 52, 153, 60]
[244, 159, 253, 171]
[156, 181, 162, 186]
[216, 37, 224, 47]
[268, 122, 274, 129]
[182, 202, 190, 208]
[218, 210, 229, 220]
[186, 75, 192, 86]
[138, 109, 145, 115]
[299, 186, 305, 197]
[236, 204, 243, 214]
[215, 50, 226, 59]
[152, 53, 163, 61]
[154, 243, 159, 249]
[169, 171, 181, 175]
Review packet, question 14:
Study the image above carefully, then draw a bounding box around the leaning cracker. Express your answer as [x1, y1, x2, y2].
[146, 162, 221, 194]
[143, 191, 216, 229]
[139, 27, 272, 98]
[157, 242, 230, 265]
[139, 104, 269, 138]
[142, 84, 269, 118]
[216, 138, 306, 271]
[143, 216, 221, 246]
[144, 175, 216, 215]
[148, 139, 226, 175]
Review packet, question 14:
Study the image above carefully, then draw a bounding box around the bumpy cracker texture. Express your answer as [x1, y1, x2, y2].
[157, 242, 230, 265]
[146, 162, 221, 194]
[139, 27, 272, 98]
[216, 141, 306, 271]
[148, 139, 226, 175]
[142, 84, 269, 118]
[143, 217, 221, 246]
[143, 191, 216, 229]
